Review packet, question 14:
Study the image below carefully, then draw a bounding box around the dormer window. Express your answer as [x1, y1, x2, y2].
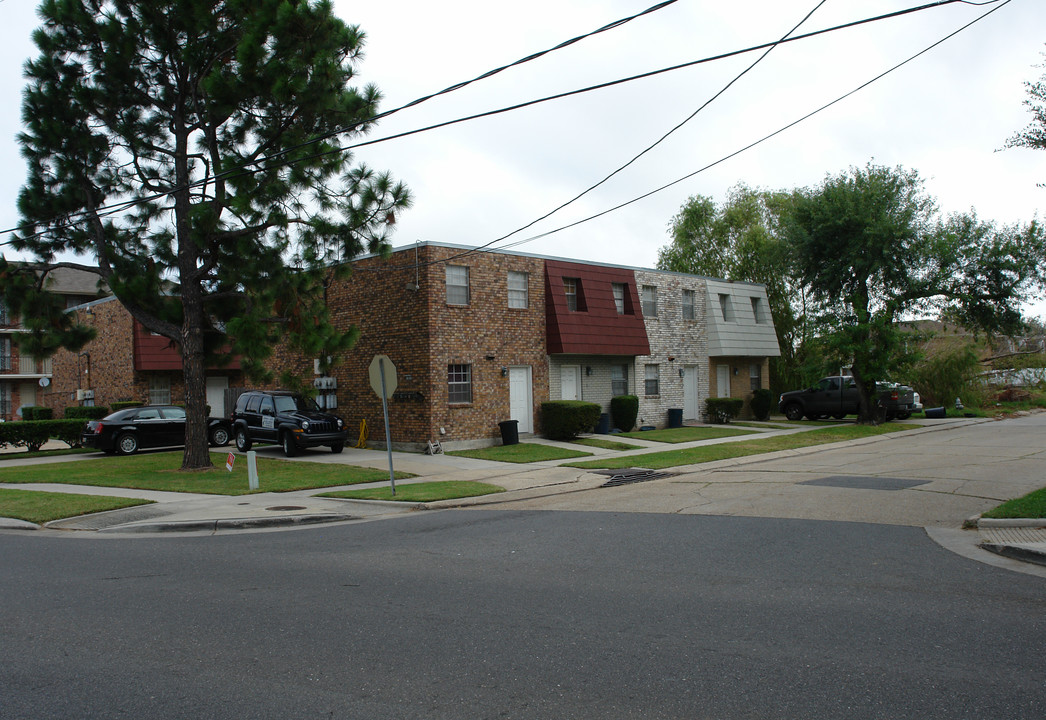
[718, 293, 734, 322]
[564, 277, 584, 311]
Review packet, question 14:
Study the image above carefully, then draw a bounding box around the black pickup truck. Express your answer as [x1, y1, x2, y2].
[778, 376, 919, 421]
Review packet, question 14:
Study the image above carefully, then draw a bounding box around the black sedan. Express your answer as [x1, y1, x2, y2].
[80, 405, 232, 455]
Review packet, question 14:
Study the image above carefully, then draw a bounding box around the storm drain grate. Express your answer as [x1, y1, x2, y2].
[800, 476, 929, 491]
[265, 505, 307, 512]
[594, 469, 676, 488]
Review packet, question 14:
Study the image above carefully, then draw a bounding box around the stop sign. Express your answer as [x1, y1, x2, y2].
[368, 354, 398, 398]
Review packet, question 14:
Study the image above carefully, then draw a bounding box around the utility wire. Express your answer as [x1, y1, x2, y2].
[495, 0, 1014, 255]
[1, 0, 980, 244]
[0, 0, 680, 241]
[361, 0, 1006, 271]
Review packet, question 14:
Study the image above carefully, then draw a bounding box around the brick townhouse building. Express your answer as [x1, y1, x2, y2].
[0, 266, 107, 420]
[45, 243, 779, 449]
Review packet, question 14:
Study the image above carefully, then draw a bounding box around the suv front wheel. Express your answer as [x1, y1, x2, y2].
[282, 432, 298, 457]
[235, 427, 252, 452]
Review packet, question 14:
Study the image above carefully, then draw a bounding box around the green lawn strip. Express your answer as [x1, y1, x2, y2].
[0, 451, 413, 495]
[729, 422, 796, 430]
[567, 424, 914, 470]
[319, 481, 505, 503]
[0, 487, 153, 524]
[981, 487, 1046, 520]
[569, 437, 643, 451]
[617, 426, 757, 443]
[0, 447, 95, 461]
[448, 442, 591, 463]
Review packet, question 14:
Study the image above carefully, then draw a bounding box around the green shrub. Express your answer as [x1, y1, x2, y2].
[111, 401, 143, 411]
[541, 401, 602, 440]
[64, 406, 110, 420]
[610, 395, 639, 432]
[705, 398, 744, 424]
[749, 389, 773, 420]
[21, 406, 53, 421]
[0, 420, 84, 451]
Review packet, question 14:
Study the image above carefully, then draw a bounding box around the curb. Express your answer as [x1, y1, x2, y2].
[96, 512, 361, 534]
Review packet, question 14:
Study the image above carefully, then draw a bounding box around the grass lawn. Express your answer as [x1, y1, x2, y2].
[567, 423, 915, 470]
[569, 437, 643, 451]
[982, 487, 1046, 519]
[0, 487, 153, 524]
[320, 481, 504, 503]
[617, 426, 757, 443]
[448, 442, 591, 463]
[0, 447, 94, 461]
[0, 450, 413, 495]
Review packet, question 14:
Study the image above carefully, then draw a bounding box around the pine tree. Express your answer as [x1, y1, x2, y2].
[6, 0, 411, 469]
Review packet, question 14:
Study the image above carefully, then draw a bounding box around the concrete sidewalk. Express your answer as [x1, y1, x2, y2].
[1, 416, 1044, 568]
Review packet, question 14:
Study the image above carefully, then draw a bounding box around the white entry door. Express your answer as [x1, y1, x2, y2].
[683, 366, 699, 420]
[716, 364, 731, 398]
[206, 376, 229, 417]
[561, 365, 581, 401]
[509, 366, 533, 434]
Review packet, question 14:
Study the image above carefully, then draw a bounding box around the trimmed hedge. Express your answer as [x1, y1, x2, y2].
[750, 388, 773, 421]
[705, 398, 744, 424]
[64, 406, 110, 420]
[0, 419, 85, 451]
[610, 395, 639, 432]
[541, 401, 602, 440]
[21, 406, 53, 421]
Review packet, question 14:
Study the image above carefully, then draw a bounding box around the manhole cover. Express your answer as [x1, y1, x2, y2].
[594, 468, 676, 488]
[800, 476, 928, 491]
[265, 505, 307, 511]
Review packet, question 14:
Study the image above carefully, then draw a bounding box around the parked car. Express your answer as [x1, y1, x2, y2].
[80, 405, 232, 455]
[231, 390, 347, 456]
[778, 376, 919, 421]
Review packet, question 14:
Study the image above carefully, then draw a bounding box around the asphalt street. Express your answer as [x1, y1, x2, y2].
[2, 415, 1045, 718]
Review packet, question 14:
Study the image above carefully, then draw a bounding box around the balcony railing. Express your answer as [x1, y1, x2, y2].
[17, 356, 52, 375]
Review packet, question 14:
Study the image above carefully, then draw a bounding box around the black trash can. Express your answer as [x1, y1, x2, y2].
[924, 407, 946, 419]
[667, 408, 683, 429]
[498, 419, 519, 446]
[596, 413, 610, 434]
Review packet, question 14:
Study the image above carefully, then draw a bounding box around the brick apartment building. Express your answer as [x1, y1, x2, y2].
[0, 266, 107, 420]
[44, 243, 779, 449]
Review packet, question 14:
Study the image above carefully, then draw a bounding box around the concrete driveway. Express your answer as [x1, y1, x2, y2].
[488, 413, 1046, 529]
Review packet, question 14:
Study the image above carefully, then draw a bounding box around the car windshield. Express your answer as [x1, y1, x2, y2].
[273, 395, 315, 413]
[104, 409, 139, 421]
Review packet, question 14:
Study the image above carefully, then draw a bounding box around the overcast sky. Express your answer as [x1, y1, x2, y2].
[1, 0, 1044, 317]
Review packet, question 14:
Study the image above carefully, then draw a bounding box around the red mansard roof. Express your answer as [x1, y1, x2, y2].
[544, 260, 650, 356]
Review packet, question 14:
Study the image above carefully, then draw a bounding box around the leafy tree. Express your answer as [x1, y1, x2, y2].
[1006, 52, 1046, 162]
[658, 185, 808, 391]
[5, 0, 411, 469]
[784, 162, 1045, 423]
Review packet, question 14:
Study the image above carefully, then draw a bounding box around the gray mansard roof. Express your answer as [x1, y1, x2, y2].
[705, 279, 780, 358]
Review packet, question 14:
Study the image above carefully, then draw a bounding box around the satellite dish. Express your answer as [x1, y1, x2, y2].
[38, 377, 50, 387]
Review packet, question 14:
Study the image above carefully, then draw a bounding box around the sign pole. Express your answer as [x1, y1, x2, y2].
[379, 358, 396, 496]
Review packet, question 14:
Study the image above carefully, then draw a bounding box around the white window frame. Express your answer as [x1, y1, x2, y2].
[446, 265, 470, 306]
[682, 289, 695, 320]
[508, 271, 529, 309]
[750, 296, 764, 323]
[149, 375, 171, 405]
[750, 362, 762, 392]
[644, 364, 659, 396]
[719, 293, 734, 322]
[563, 278, 579, 312]
[612, 283, 626, 314]
[448, 364, 472, 404]
[611, 364, 628, 396]
[642, 286, 657, 318]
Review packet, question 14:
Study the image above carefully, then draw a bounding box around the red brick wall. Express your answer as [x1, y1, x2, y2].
[314, 245, 548, 447]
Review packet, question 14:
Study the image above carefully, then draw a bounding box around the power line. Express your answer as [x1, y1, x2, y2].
[2, 0, 981, 245]
[500, 0, 1015, 253]
[359, 0, 1004, 272]
[1, 0, 681, 241]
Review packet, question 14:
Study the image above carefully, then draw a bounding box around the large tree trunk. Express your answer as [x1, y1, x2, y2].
[181, 285, 212, 470]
